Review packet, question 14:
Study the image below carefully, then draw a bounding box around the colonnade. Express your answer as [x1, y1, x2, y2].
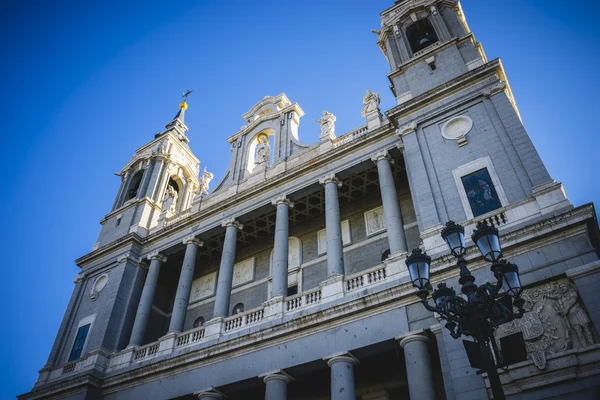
[193, 333, 437, 399]
[127, 149, 408, 347]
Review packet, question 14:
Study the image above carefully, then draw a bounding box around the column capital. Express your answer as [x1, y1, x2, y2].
[370, 149, 394, 164]
[183, 235, 203, 246]
[396, 330, 429, 348]
[397, 121, 417, 136]
[147, 251, 168, 263]
[194, 387, 227, 399]
[319, 173, 342, 187]
[222, 218, 243, 230]
[117, 253, 140, 265]
[271, 195, 294, 208]
[259, 369, 294, 384]
[323, 351, 359, 367]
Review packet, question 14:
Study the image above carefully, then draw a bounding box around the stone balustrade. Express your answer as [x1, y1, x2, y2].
[134, 342, 159, 361]
[224, 306, 265, 332]
[165, 208, 193, 227]
[286, 287, 322, 312]
[332, 125, 368, 149]
[175, 326, 206, 348]
[345, 265, 387, 292]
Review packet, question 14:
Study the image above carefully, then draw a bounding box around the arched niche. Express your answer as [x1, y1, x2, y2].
[406, 18, 439, 54]
[269, 237, 302, 274]
[125, 170, 144, 201]
[246, 129, 275, 174]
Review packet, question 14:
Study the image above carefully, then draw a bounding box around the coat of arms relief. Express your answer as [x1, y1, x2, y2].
[495, 278, 596, 370]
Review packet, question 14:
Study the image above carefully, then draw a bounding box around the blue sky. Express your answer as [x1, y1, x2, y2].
[1, 0, 598, 397]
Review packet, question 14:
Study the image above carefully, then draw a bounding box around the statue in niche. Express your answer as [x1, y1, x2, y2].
[199, 167, 214, 196]
[315, 110, 336, 139]
[547, 282, 595, 347]
[370, 210, 383, 233]
[162, 185, 178, 213]
[254, 133, 271, 168]
[361, 89, 381, 117]
[495, 278, 596, 370]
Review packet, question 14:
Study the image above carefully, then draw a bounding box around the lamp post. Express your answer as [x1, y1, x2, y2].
[405, 221, 525, 400]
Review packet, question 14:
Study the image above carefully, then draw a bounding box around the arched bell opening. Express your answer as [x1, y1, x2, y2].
[125, 170, 144, 201]
[406, 18, 439, 54]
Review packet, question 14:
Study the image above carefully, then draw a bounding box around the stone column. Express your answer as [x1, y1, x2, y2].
[138, 160, 155, 198]
[213, 218, 243, 318]
[319, 174, 345, 277]
[371, 150, 408, 255]
[154, 159, 172, 203]
[128, 252, 167, 347]
[271, 196, 294, 298]
[325, 352, 359, 400]
[260, 370, 294, 400]
[168, 236, 203, 333]
[398, 333, 437, 400]
[194, 387, 226, 400]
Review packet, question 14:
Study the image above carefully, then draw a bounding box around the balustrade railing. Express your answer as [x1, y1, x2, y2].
[286, 287, 322, 312]
[165, 208, 193, 227]
[333, 125, 368, 148]
[61, 362, 76, 375]
[223, 306, 265, 332]
[134, 342, 159, 361]
[345, 265, 387, 292]
[175, 327, 205, 348]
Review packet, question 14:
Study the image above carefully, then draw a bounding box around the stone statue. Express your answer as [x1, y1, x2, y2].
[315, 110, 336, 139]
[254, 134, 271, 167]
[199, 167, 214, 196]
[549, 282, 595, 347]
[162, 185, 178, 213]
[361, 89, 380, 117]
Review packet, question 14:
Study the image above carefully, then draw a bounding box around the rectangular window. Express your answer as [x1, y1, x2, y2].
[461, 168, 502, 217]
[68, 324, 90, 361]
[287, 284, 298, 297]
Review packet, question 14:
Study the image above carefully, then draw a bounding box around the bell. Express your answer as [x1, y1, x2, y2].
[419, 36, 433, 48]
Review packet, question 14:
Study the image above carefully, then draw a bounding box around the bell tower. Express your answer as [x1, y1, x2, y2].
[377, 0, 487, 104]
[94, 94, 202, 249]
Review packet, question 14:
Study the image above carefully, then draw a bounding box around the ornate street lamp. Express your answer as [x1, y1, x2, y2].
[405, 220, 525, 400]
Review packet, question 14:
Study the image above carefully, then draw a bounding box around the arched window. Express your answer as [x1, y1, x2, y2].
[125, 170, 144, 201]
[382, 249, 391, 262]
[232, 303, 245, 315]
[193, 317, 205, 328]
[406, 19, 439, 54]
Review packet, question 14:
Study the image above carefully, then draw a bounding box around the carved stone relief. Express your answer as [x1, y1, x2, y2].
[364, 206, 386, 236]
[496, 278, 596, 369]
[232, 257, 255, 287]
[89, 274, 108, 301]
[190, 272, 217, 302]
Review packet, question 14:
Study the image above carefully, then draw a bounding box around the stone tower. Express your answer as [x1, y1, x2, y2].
[95, 97, 202, 248]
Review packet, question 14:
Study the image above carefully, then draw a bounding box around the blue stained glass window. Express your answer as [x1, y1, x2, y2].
[68, 324, 90, 361]
[461, 168, 502, 217]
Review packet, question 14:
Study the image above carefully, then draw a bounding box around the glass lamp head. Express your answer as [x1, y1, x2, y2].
[405, 249, 431, 290]
[471, 221, 502, 263]
[441, 221, 466, 258]
[492, 260, 522, 297]
[432, 282, 455, 307]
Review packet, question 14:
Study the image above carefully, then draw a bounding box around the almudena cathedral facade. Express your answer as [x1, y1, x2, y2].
[21, 1, 600, 400]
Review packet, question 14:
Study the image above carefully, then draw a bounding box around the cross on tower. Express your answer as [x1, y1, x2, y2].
[182, 90, 193, 102]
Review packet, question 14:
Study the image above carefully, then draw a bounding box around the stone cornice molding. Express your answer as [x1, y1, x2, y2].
[182, 236, 203, 247]
[222, 218, 243, 230]
[147, 252, 168, 263]
[398, 122, 417, 136]
[271, 195, 294, 208]
[73, 273, 86, 284]
[370, 149, 393, 164]
[194, 387, 227, 399]
[566, 260, 600, 280]
[259, 369, 294, 384]
[397, 330, 429, 348]
[483, 80, 507, 97]
[319, 173, 343, 188]
[324, 351, 360, 367]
